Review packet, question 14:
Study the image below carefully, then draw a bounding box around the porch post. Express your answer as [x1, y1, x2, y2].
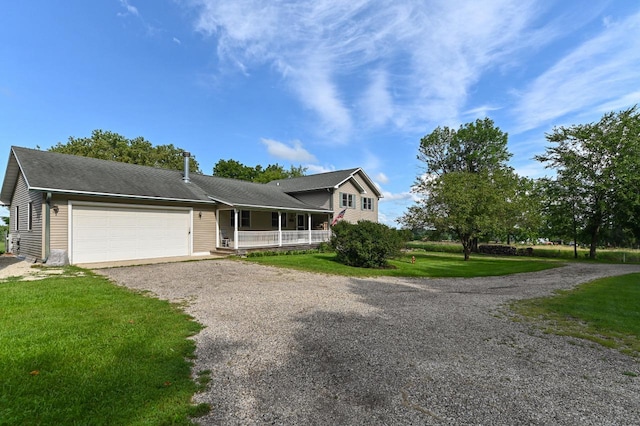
[278, 211, 282, 247]
[233, 208, 239, 249]
[215, 209, 220, 248]
[308, 214, 312, 244]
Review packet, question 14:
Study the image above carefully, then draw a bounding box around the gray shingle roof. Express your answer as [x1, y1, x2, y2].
[269, 167, 382, 197]
[8, 146, 210, 202]
[190, 174, 328, 211]
[268, 168, 360, 192]
[1, 147, 332, 212]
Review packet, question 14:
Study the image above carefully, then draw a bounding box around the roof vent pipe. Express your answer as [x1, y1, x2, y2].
[182, 151, 191, 183]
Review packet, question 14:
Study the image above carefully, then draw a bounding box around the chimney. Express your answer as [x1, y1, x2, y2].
[182, 151, 191, 183]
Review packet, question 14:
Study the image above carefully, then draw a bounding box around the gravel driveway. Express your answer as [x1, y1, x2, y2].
[100, 260, 640, 425]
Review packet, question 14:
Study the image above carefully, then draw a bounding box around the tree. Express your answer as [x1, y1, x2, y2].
[535, 106, 640, 258]
[212, 159, 306, 183]
[49, 129, 200, 172]
[401, 118, 522, 260]
[401, 170, 515, 260]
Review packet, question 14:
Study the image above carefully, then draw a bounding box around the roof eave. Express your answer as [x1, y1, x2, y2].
[28, 187, 215, 205]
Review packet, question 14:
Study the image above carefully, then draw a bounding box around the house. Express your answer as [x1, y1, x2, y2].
[0, 146, 382, 264]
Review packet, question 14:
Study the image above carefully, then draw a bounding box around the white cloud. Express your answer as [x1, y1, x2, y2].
[380, 191, 415, 202]
[305, 164, 335, 174]
[375, 172, 389, 184]
[187, 0, 548, 138]
[118, 0, 139, 16]
[173, 37, 182, 45]
[514, 12, 640, 132]
[361, 70, 394, 127]
[260, 138, 317, 163]
[463, 104, 502, 118]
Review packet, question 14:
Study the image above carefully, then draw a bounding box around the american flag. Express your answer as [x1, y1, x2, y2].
[331, 209, 347, 226]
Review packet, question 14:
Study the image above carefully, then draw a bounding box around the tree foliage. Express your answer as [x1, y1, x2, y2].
[401, 118, 531, 260]
[49, 129, 200, 172]
[212, 159, 306, 183]
[535, 106, 640, 257]
[330, 220, 406, 268]
[418, 117, 511, 175]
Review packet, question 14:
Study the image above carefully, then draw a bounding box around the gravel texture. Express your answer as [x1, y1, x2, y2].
[99, 260, 640, 425]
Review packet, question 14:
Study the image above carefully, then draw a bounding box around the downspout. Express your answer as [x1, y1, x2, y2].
[44, 192, 51, 262]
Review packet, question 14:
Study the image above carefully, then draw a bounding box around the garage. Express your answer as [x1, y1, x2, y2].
[70, 203, 191, 264]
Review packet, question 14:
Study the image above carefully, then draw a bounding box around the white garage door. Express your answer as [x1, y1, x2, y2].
[71, 204, 191, 264]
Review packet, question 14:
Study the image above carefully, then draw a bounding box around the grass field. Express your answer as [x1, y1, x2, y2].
[0, 270, 209, 425]
[246, 251, 560, 278]
[407, 241, 640, 263]
[511, 273, 640, 357]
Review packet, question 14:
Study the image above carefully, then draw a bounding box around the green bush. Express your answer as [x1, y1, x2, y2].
[330, 220, 406, 268]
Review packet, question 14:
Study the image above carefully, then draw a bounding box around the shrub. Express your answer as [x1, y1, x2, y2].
[330, 220, 406, 268]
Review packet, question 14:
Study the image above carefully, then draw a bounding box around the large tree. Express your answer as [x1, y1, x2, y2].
[49, 129, 200, 172]
[535, 106, 640, 258]
[212, 159, 306, 183]
[400, 118, 525, 260]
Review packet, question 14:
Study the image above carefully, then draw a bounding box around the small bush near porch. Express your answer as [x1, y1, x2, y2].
[330, 220, 406, 268]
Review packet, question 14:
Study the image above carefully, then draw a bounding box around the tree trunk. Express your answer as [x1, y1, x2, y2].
[461, 235, 472, 261]
[589, 229, 599, 259]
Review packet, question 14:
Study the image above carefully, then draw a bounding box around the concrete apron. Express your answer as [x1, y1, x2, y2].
[77, 253, 228, 269]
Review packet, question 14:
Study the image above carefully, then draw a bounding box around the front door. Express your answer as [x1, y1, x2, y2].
[297, 214, 306, 230]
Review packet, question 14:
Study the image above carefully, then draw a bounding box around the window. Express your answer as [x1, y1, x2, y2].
[241, 210, 250, 227]
[340, 192, 355, 208]
[362, 197, 373, 211]
[15, 206, 19, 230]
[271, 212, 286, 228]
[231, 210, 251, 227]
[28, 202, 33, 230]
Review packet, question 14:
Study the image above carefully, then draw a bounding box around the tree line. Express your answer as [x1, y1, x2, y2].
[399, 106, 640, 260]
[48, 129, 306, 183]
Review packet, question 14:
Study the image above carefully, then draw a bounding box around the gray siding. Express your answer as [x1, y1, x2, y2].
[9, 173, 43, 260]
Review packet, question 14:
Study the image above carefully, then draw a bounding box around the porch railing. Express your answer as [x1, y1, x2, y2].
[223, 230, 331, 249]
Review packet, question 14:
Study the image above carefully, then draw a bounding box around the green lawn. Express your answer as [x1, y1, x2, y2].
[511, 273, 640, 357]
[246, 251, 560, 278]
[0, 270, 209, 425]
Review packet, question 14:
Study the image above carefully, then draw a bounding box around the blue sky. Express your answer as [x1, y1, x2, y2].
[2, 1, 640, 224]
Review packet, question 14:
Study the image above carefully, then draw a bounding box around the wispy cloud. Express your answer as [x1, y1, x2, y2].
[118, 0, 139, 17]
[187, 0, 549, 140]
[173, 37, 182, 45]
[260, 138, 317, 163]
[375, 172, 389, 185]
[514, 12, 640, 132]
[305, 164, 336, 174]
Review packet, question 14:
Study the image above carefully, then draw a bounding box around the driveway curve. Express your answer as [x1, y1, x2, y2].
[100, 261, 640, 425]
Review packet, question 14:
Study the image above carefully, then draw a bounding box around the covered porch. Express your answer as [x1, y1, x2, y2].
[216, 208, 332, 250]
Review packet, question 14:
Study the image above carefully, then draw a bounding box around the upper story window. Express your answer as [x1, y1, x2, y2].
[362, 197, 373, 211]
[340, 192, 355, 208]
